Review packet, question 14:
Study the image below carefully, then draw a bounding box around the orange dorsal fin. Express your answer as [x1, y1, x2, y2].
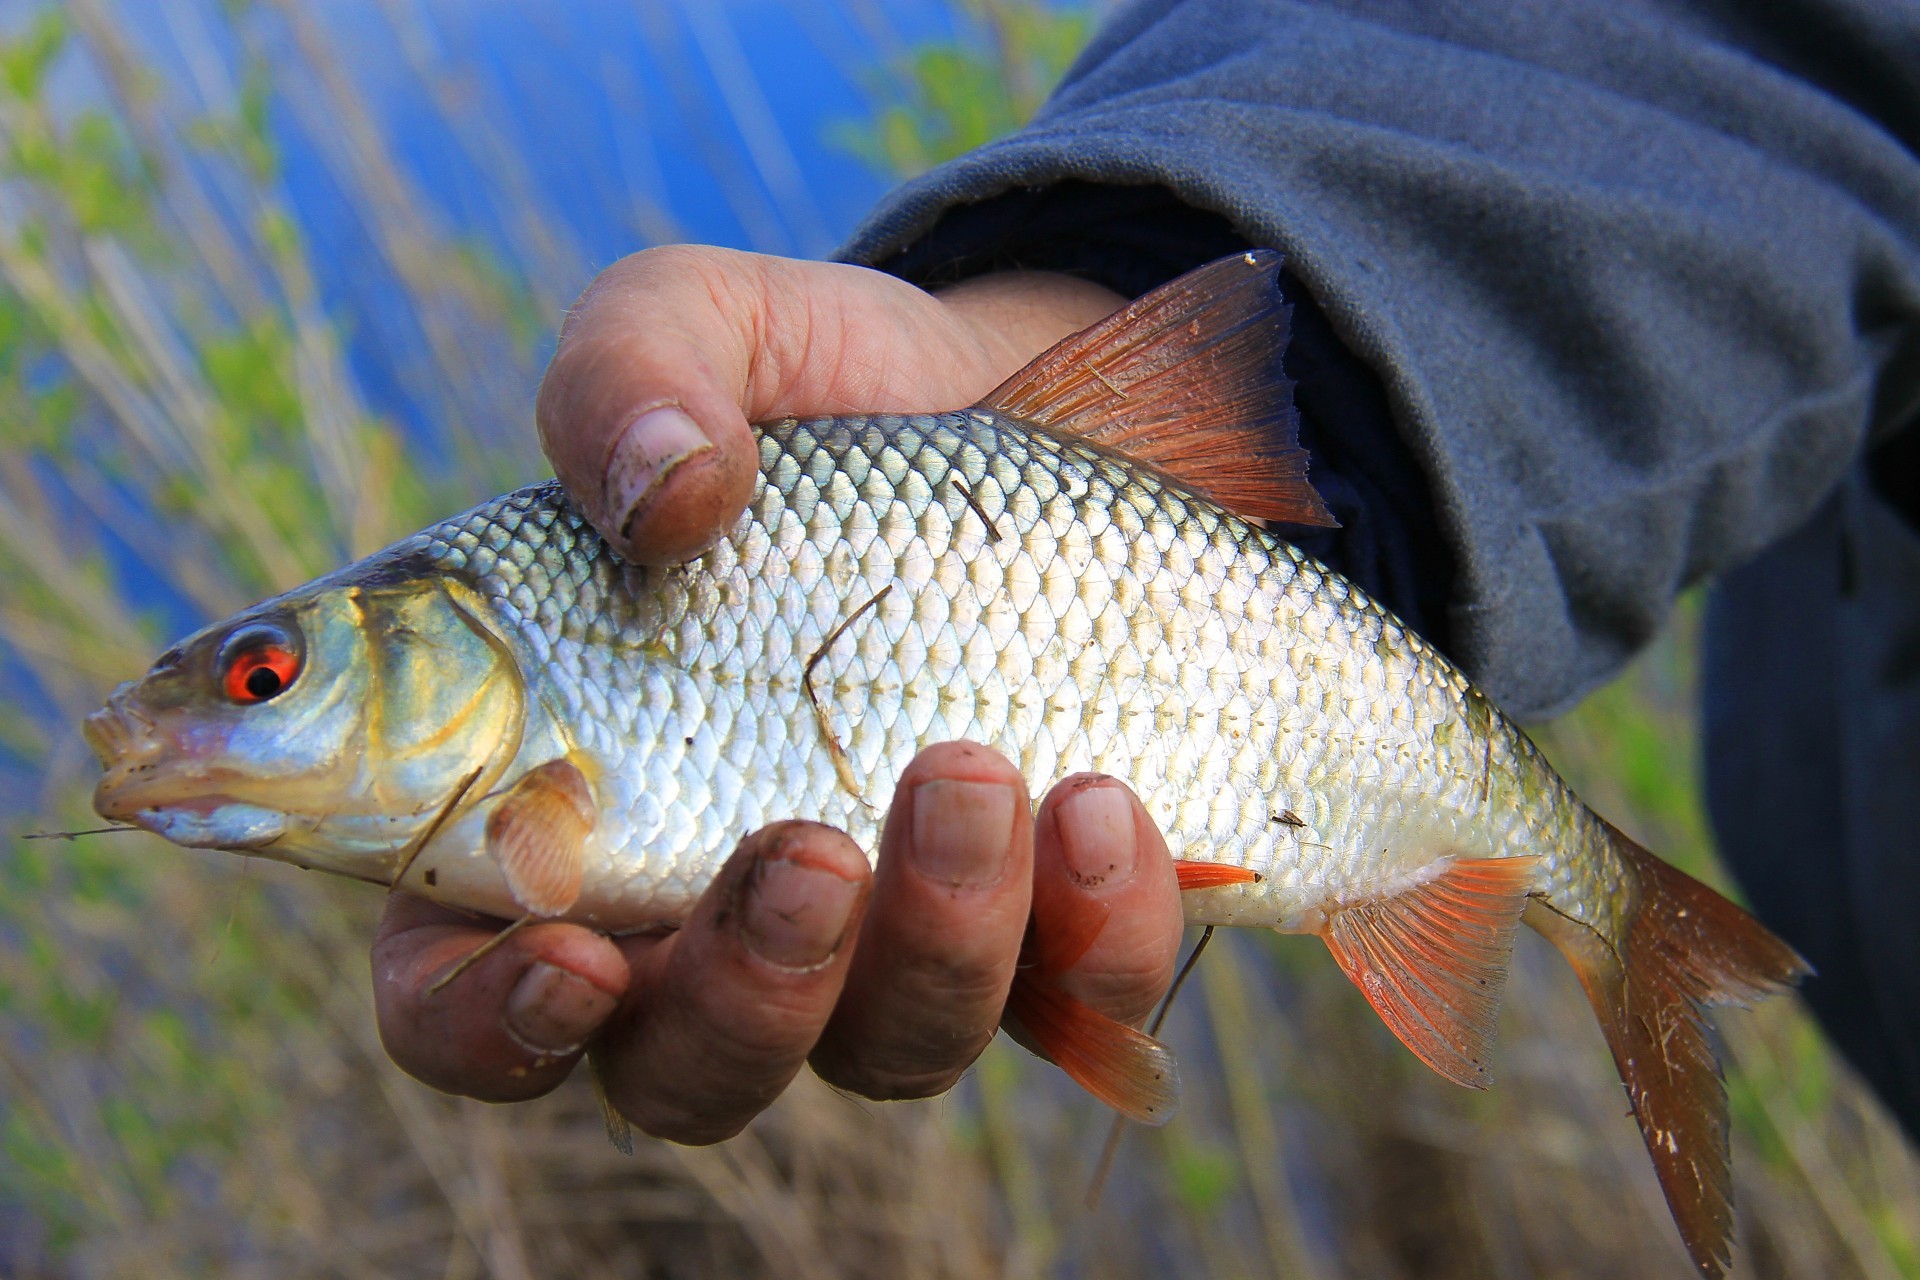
[977, 250, 1337, 527]
[1526, 824, 1810, 1279]
[1173, 859, 1262, 891]
[1319, 855, 1541, 1089]
[484, 758, 594, 916]
[1004, 969, 1180, 1126]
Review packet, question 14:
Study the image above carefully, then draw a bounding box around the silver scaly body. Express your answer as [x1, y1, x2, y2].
[396, 409, 1628, 941]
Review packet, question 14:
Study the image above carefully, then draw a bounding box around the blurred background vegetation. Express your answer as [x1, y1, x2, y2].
[0, 1, 1914, 1276]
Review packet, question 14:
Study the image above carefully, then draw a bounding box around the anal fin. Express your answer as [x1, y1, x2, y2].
[1319, 855, 1540, 1089]
[486, 758, 594, 917]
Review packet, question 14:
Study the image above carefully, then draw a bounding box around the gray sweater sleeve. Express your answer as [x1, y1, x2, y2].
[838, 0, 1920, 718]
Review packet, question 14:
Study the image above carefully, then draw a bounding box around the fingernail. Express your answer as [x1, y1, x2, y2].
[605, 405, 713, 538]
[1058, 784, 1137, 890]
[911, 779, 1017, 888]
[504, 961, 617, 1055]
[741, 857, 863, 971]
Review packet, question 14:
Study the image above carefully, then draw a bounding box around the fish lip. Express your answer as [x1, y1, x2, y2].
[83, 698, 147, 768]
[92, 769, 285, 848]
[112, 795, 289, 851]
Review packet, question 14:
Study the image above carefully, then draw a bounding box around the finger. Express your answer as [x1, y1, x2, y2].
[809, 742, 1033, 1100]
[534, 247, 1123, 566]
[595, 820, 870, 1145]
[536, 247, 975, 565]
[1030, 774, 1185, 1028]
[370, 893, 629, 1102]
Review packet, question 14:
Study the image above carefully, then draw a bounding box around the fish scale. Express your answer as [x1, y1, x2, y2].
[404, 407, 1624, 939]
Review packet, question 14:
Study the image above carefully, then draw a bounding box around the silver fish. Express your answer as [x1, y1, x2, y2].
[85, 253, 1805, 1278]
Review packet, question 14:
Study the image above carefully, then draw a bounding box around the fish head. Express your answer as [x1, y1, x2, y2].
[85, 571, 525, 881]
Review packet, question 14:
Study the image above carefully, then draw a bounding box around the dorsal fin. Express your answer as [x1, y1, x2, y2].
[977, 250, 1336, 527]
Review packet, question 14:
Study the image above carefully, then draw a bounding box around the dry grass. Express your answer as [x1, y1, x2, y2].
[1, 4, 1914, 1278]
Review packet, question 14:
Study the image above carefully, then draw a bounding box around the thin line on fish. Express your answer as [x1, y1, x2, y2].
[83, 252, 1806, 1279]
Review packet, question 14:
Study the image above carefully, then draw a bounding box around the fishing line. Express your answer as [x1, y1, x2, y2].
[388, 765, 483, 892]
[23, 826, 141, 840]
[1085, 924, 1216, 1210]
[426, 913, 534, 995]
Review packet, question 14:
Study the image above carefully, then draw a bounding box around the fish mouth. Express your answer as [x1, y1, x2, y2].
[88, 702, 289, 850]
[83, 697, 148, 769]
[95, 782, 290, 851]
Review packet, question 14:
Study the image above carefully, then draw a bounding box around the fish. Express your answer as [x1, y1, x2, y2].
[84, 251, 1806, 1277]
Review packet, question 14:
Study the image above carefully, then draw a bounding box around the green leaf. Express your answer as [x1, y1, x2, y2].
[0, 9, 68, 103]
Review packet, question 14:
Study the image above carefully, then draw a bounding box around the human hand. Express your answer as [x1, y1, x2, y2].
[531, 244, 1128, 564]
[371, 744, 1185, 1141]
[371, 246, 1184, 1139]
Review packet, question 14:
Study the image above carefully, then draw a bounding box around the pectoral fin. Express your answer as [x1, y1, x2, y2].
[1005, 971, 1181, 1126]
[485, 759, 594, 917]
[1319, 855, 1540, 1089]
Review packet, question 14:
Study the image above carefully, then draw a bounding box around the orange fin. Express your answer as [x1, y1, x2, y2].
[1174, 860, 1262, 891]
[1526, 824, 1809, 1280]
[1028, 899, 1111, 975]
[1320, 855, 1541, 1089]
[485, 758, 594, 917]
[977, 250, 1337, 527]
[1005, 970, 1180, 1126]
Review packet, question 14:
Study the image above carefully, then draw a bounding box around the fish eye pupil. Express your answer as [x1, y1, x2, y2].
[245, 666, 283, 699]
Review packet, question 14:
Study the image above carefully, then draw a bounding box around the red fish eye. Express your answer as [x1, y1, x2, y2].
[223, 644, 300, 704]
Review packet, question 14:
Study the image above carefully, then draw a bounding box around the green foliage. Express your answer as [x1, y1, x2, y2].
[1, 22, 158, 245]
[0, 5, 502, 1268]
[1161, 1130, 1240, 1218]
[188, 62, 279, 182]
[0, 8, 66, 103]
[200, 316, 302, 443]
[836, 1, 1095, 177]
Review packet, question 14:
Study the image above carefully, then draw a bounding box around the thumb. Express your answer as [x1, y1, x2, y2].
[535, 245, 766, 566]
[535, 245, 1126, 567]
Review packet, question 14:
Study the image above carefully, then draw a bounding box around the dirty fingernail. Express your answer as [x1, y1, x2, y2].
[742, 857, 863, 970]
[1058, 784, 1138, 890]
[605, 405, 713, 538]
[504, 961, 617, 1055]
[911, 779, 1017, 888]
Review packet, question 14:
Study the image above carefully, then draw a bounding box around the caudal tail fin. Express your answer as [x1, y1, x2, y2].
[1526, 823, 1810, 1279]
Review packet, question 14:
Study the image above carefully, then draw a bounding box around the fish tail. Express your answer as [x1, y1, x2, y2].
[1525, 822, 1810, 1279]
